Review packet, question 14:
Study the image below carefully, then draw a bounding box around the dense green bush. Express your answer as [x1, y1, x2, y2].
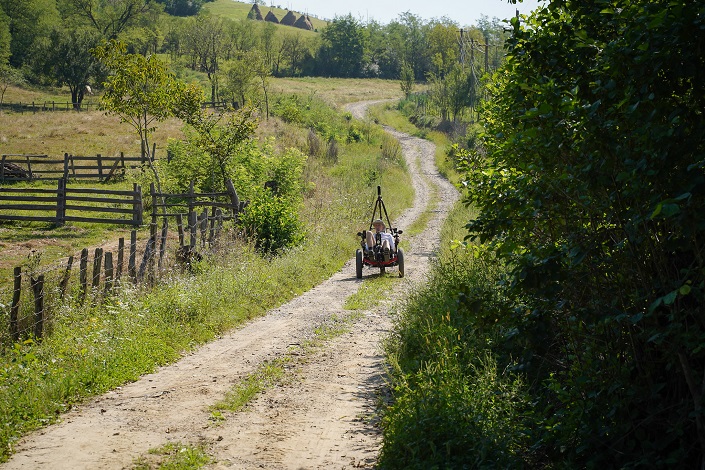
[464, 0, 705, 466]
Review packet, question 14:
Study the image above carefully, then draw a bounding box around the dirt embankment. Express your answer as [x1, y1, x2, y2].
[2, 101, 458, 469]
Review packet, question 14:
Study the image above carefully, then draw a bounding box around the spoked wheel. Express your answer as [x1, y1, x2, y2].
[397, 247, 405, 278]
[356, 249, 363, 279]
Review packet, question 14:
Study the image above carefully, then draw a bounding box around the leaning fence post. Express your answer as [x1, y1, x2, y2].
[148, 222, 157, 284]
[10, 266, 21, 342]
[59, 255, 74, 299]
[79, 248, 89, 303]
[92, 248, 103, 291]
[225, 179, 240, 218]
[31, 275, 44, 339]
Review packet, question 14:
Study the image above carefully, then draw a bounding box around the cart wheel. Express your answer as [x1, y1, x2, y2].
[397, 247, 405, 278]
[356, 249, 363, 279]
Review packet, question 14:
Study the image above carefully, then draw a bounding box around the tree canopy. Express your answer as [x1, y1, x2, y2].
[465, 0, 705, 465]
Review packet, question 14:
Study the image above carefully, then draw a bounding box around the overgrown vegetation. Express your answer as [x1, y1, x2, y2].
[383, 0, 705, 467]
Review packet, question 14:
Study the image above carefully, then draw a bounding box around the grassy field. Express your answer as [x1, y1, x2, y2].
[271, 77, 402, 106]
[203, 0, 327, 34]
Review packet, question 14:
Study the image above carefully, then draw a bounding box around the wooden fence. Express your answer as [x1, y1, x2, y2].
[0, 100, 228, 113]
[1, 153, 148, 183]
[0, 179, 143, 226]
[1, 186, 242, 344]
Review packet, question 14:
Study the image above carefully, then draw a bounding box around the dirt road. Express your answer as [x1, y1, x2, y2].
[2, 101, 458, 469]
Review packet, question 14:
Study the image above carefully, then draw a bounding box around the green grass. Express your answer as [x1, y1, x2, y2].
[133, 442, 213, 470]
[379, 200, 529, 468]
[344, 274, 399, 310]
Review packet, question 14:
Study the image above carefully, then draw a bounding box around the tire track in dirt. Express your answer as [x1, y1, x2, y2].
[2, 101, 458, 470]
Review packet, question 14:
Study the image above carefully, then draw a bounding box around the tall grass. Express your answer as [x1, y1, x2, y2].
[379, 201, 531, 468]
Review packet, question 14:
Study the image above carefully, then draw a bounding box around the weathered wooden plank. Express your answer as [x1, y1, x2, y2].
[0, 215, 56, 222]
[79, 248, 88, 303]
[62, 216, 137, 225]
[10, 266, 21, 342]
[31, 275, 44, 339]
[63, 195, 134, 204]
[63, 205, 134, 215]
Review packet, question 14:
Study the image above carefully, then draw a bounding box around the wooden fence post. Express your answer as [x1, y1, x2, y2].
[225, 179, 240, 218]
[133, 184, 143, 227]
[158, 219, 168, 270]
[129, 230, 137, 281]
[1, 154, 6, 182]
[59, 255, 74, 299]
[116, 238, 124, 282]
[150, 182, 157, 226]
[79, 248, 89, 303]
[148, 222, 157, 284]
[92, 248, 103, 290]
[10, 266, 21, 342]
[96, 153, 103, 181]
[199, 209, 207, 248]
[104, 252, 113, 295]
[176, 214, 185, 248]
[63, 153, 69, 180]
[55, 178, 66, 226]
[208, 206, 216, 246]
[189, 210, 197, 249]
[31, 275, 44, 339]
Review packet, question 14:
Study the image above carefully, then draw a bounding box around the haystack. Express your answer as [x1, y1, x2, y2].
[265, 10, 280, 23]
[294, 14, 313, 31]
[247, 3, 263, 20]
[281, 10, 297, 26]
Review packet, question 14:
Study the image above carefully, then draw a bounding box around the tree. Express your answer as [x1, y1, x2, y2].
[318, 14, 365, 78]
[426, 18, 459, 77]
[39, 28, 100, 109]
[466, 0, 705, 466]
[93, 40, 202, 192]
[181, 14, 230, 103]
[0, 7, 9, 66]
[399, 61, 414, 98]
[62, 0, 158, 40]
[0, 0, 59, 67]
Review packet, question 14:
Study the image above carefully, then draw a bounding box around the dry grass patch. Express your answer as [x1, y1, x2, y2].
[0, 111, 184, 157]
[271, 77, 403, 107]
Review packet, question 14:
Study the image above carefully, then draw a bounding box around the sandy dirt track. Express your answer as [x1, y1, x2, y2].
[2, 101, 458, 469]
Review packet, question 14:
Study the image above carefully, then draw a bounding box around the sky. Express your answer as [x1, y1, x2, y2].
[279, 0, 546, 26]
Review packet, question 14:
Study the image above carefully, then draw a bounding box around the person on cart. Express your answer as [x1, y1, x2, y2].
[366, 218, 395, 261]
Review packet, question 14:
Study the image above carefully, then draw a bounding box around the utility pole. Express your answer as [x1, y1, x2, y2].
[458, 29, 466, 66]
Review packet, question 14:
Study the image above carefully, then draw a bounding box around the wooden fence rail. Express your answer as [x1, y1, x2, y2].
[1, 153, 149, 183]
[0, 179, 143, 226]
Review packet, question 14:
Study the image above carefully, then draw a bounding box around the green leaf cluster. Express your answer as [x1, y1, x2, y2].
[464, 0, 705, 466]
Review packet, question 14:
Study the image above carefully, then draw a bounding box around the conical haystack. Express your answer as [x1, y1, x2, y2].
[294, 14, 313, 30]
[265, 10, 280, 23]
[281, 10, 297, 26]
[247, 3, 263, 20]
